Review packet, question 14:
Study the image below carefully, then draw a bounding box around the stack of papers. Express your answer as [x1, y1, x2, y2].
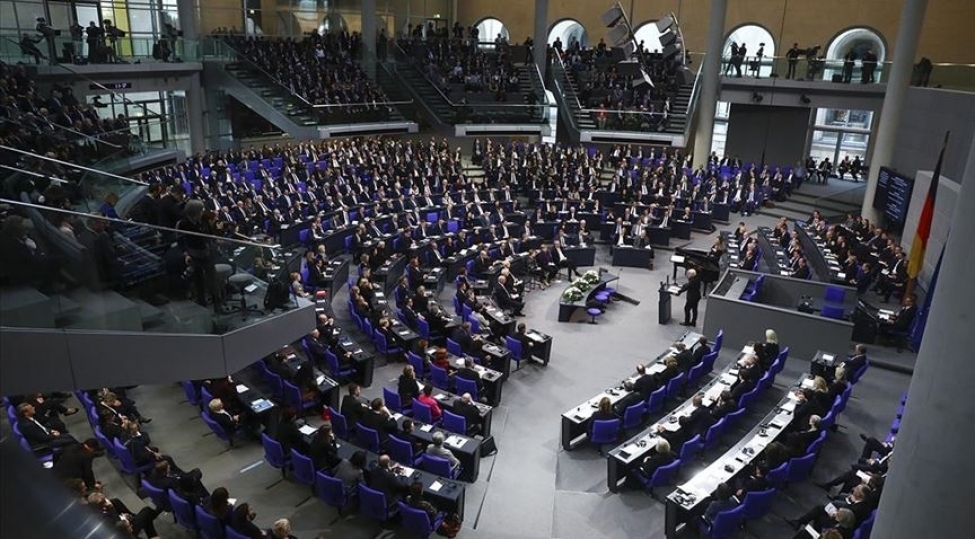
[445, 435, 466, 447]
[298, 425, 317, 436]
[420, 424, 434, 432]
[429, 480, 443, 492]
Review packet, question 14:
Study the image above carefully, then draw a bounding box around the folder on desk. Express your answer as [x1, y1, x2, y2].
[420, 424, 434, 432]
[429, 480, 443, 492]
[298, 425, 317, 436]
[236, 384, 249, 393]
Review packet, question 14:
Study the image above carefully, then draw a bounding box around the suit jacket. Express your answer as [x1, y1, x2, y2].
[640, 450, 676, 477]
[679, 275, 702, 302]
[360, 409, 397, 436]
[309, 434, 340, 471]
[52, 443, 97, 487]
[341, 395, 367, 425]
[452, 400, 483, 433]
[369, 466, 407, 500]
[18, 417, 56, 446]
[211, 410, 238, 434]
[425, 443, 460, 469]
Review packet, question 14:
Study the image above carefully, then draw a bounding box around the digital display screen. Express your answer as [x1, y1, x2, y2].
[873, 167, 914, 227]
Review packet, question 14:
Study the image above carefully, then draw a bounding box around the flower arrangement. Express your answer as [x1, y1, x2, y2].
[562, 286, 583, 302]
[582, 270, 600, 284]
[572, 278, 591, 292]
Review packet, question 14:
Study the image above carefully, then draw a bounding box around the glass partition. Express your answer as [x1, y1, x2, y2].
[0, 195, 307, 335]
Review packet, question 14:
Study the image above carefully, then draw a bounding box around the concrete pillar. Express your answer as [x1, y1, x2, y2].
[177, 0, 204, 153]
[872, 125, 975, 539]
[691, 0, 727, 168]
[533, 0, 548, 78]
[361, 0, 377, 77]
[860, 0, 929, 222]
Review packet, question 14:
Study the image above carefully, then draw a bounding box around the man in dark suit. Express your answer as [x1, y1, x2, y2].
[52, 438, 102, 489]
[369, 454, 409, 502]
[341, 384, 367, 426]
[16, 402, 76, 452]
[632, 364, 657, 399]
[452, 393, 484, 435]
[691, 336, 711, 365]
[360, 398, 398, 440]
[495, 275, 525, 316]
[454, 356, 484, 394]
[881, 295, 918, 335]
[676, 268, 703, 326]
[673, 342, 695, 373]
[840, 344, 868, 379]
[472, 250, 493, 278]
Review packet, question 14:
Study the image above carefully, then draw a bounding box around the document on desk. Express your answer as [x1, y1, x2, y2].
[298, 425, 317, 436]
[236, 384, 249, 393]
[392, 413, 403, 421]
[720, 373, 737, 386]
[435, 393, 447, 401]
[801, 378, 816, 390]
[821, 353, 835, 363]
[780, 399, 798, 412]
[429, 480, 443, 492]
[856, 470, 872, 483]
[420, 424, 434, 432]
[742, 345, 755, 355]
[445, 435, 465, 448]
[398, 466, 414, 477]
[704, 384, 725, 404]
[805, 524, 821, 539]
[316, 374, 326, 385]
[647, 363, 666, 375]
[661, 420, 681, 433]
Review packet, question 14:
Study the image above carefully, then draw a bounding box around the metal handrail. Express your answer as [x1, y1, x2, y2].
[0, 117, 122, 150]
[812, 182, 867, 209]
[1, 145, 149, 186]
[392, 40, 544, 110]
[5, 37, 167, 122]
[213, 38, 313, 107]
[1, 197, 280, 249]
[552, 52, 583, 111]
[686, 57, 705, 120]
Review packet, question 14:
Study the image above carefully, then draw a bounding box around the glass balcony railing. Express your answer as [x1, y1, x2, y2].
[206, 38, 413, 127]
[389, 40, 551, 126]
[1, 33, 201, 65]
[0, 194, 308, 335]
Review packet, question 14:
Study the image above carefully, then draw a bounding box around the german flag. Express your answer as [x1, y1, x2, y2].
[906, 132, 949, 291]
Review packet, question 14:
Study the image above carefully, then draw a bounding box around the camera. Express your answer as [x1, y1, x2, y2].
[36, 18, 61, 37]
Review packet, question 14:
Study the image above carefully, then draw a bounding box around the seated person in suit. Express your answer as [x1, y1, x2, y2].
[704, 483, 738, 523]
[360, 398, 398, 438]
[266, 352, 297, 381]
[880, 294, 918, 336]
[368, 454, 409, 502]
[512, 322, 539, 361]
[453, 393, 483, 435]
[472, 250, 493, 277]
[788, 487, 870, 535]
[786, 415, 823, 457]
[838, 344, 868, 380]
[654, 356, 681, 389]
[204, 487, 234, 526]
[16, 402, 76, 453]
[124, 421, 179, 470]
[454, 356, 485, 397]
[494, 275, 526, 316]
[655, 415, 694, 450]
[417, 384, 443, 421]
[430, 347, 454, 373]
[51, 438, 101, 490]
[398, 365, 420, 405]
[147, 460, 210, 506]
[686, 394, 714, 435]
[341, 383, 367, 426]
[208, 398, 241, 437]
[691, 336, 711, 365]
[673, 342, 694, 373]
[265, 407, 304, 456]
[639, 438, 676, 478]
[632, 364, 657, 399]
[230, 502, 264, 539]
[332, 450, 366, 490]
[591, 396, 617, 422]
[735, 464, 770, 499]
[394, 418, 427, 454]
[611, 380, 645, 417]
[309, 424, 340, 471]
[710, 390, 738, 421]
[425, 430, 461, 471]
[405, 480, 440, 520]
[755, 329, 780, 370]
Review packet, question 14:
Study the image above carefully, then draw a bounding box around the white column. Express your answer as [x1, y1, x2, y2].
[860, 0, 929, 221]
[533, 0, 549, 77]
[872, 124, 975, 539]
[177, 0, 204, 152]
[691, 0, 727, 167]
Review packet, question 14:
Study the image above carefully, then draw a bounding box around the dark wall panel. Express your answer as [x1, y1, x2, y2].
[725, 104, 811, 167]
[0, 330, 74, 395]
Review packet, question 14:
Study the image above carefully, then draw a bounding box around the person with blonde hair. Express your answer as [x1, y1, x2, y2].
[640, 438, 676, 477]
[270, 518, 293, 538]
[756, 328, 780, 369]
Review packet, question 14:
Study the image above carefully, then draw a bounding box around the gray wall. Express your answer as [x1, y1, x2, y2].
[0, 303, 316, 395]
[725, 104, 811, 167]
[890, 87, 975, 186]
[704, 270, 855, 359]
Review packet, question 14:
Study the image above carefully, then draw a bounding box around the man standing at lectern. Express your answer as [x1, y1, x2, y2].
[676, 268, 702, 327]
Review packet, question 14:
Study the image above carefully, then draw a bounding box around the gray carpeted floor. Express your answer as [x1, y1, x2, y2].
[45, 211, 911, 538]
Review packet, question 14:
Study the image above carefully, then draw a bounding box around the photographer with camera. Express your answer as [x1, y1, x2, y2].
[102, 19, 126, 63]
[34, 17, 60, 63]
[85, 21, 104, 63]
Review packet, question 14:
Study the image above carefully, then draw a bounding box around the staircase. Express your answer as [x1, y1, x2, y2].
[667, 84, 693, 134]
[205, 62, 322, 139]
[393, 63, 457, 125]
[756, 183, 865, 222]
